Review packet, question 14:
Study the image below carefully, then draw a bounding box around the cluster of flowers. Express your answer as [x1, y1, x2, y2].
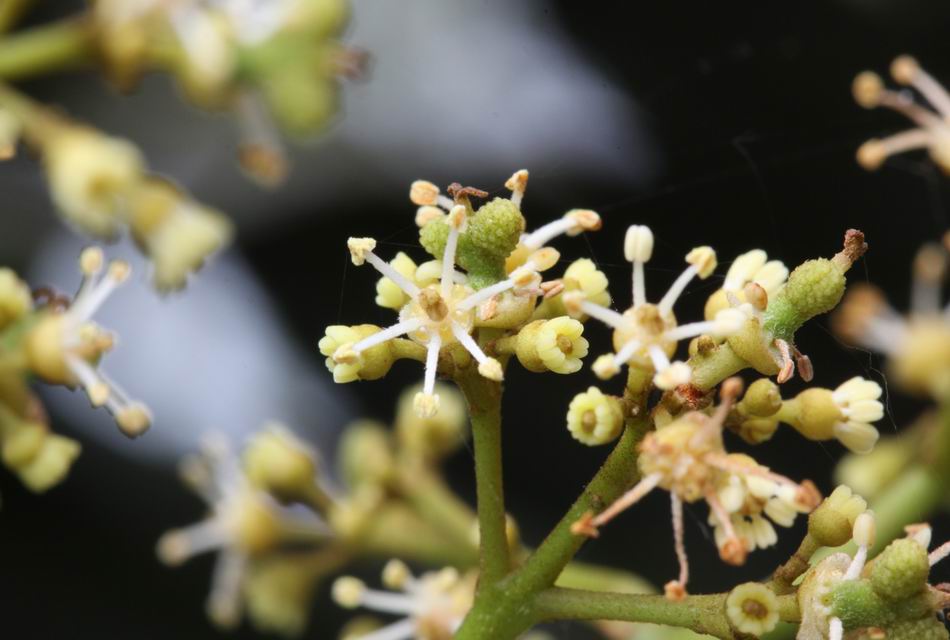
[0, 247, 149, 493]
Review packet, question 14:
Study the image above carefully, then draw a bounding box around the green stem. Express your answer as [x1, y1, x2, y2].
[0, 18, 93, 80]
[455, 418, 648, 640]
[770, 534, 820, 594]
[534, 588, 799, 639]
[457, 368, 510, 586]
[398, 464, 478, 553]
[689, 343, 748, 391]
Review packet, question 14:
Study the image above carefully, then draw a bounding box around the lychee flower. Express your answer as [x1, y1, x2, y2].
[513, 317, 589, 374]
[708, 453, 814, 555]
[853, 56, 950, 173]
[833, 240, 950, 397]
[565, 224, 745, 389]
[798, 513, 875, 640]
[726, 582, 781, 636]
[705, 249, 788, 321]
[566, 386, 624, 446]
[23, 247, 151, 437]
[332, 561, 475, 640]
[157, 435, 332, 629]
[374, 252, 446, 310]
[829, 378, 884, 453]
[571, 379, 818, 600]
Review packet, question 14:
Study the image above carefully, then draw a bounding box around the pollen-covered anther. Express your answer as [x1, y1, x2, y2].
[744, 282, 769, 311]
[409, 180, 441, 206]
[415, 205, 444, 227]
[414, 392, 440, 419]
[569, 511, 599, 538]
[478, 358, 504, 382]
[654, 361, 692, 390]
[853, 71, 884, 108]
[347, 237, 377, 266]
[564, 209, 602, 233]
[664, 581, 687, 602]
[505, 169, 529, 206]
[447, 204, 468, 231]
[719, 536, 749, 566]
[891, 55, 920, 85]
[592, 353, 621, 380]
[686, 246, 717, 279]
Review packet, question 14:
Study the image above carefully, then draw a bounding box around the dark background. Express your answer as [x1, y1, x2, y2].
[2, 1, 950, 638]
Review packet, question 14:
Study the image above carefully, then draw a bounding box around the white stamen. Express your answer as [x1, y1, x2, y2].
[65, 354, 109, 406]
[577, 300, 627, 329]
[352, 318, 424, 354]
[648, 344, 671, 372]
[423, 333, 442, 398]
[522, 218, 576, 250]
[658, 265, 698, 316]
[909, 65, 950, 117]
[159, 519, 228, 564]
[458, 279, 517, 312]
[929, 540, 950, 566]
[66, 262, 128, 324]
[612, 338, 642, 368]
[633, 259, 646, 308]
[207, 549, 248, 627]
[451, 323, 488, 364]
[364, 252, 421, 298]
[828, 617, 843, 640]
[663, 321, 717, 342]
[671, 492, 689, 587]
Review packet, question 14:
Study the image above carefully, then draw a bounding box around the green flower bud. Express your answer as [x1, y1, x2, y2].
[318, 324, 397, 382]
[243, 425, 318, 502]
[783, 388, 841, 441]
[395, 383, 468, 460]
[808, 485, 868, 547]
[244, 555, 319, 637]
[740, 378, 782, 417]
[14, 433, 81, 492]
[763, 258, 846, 341]
[867, 538, 930, 601]
[337, 420, 395, 489]
[419, 197, 525, 289]
[735, 417, 779, 445]
[828, 579, 893, 628]
[885, 617, 950, 640]
[260, 66, 339, 135]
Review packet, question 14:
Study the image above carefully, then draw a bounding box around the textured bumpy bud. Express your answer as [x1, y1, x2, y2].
[763, 258, 847, 341]
[725, 582, 780, 636]
[886, 617, 950, 640]
[809, 485, 868, 547]
[867, 538, 930, 601]
[514, 317, 589, 374]
[566, 387, 624, 445]
[420, 197, 525, 289]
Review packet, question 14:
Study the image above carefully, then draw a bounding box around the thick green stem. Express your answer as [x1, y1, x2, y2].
[534, 588, 799, 639]
[457, 369, 510, 586]
[0, 18, 93, 80]
[455, 418, 648, 639]
[689, 343, 749, 391]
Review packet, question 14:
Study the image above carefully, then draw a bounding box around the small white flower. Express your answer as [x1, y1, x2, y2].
[332, 563, 475, 640]
[158, 434, 331, 629]
[569, 227, 738, 389]
[831, 377, 883, 454]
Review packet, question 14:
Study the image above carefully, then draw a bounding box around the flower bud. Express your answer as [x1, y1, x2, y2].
[867, 538, 930, 601]
[126, 178, 232, 291]
[763, 258, 848, 341]
[725, 582, 780, 636]
[13, 433, 81, 492]
[244, 555, 319, 636]
[337, 420, 395, 489]
[395, 383, 468, 460]
[375, 252, 417, 309]
[0, 268, 32, 330]
[515, 317, 589, 374]
[566, 386, 624, 446]
[740, 378, 782, 417]
[319, 325, 396, 382]
[42, 126, 144, 237]
[808, 485, 868, 547]
[243, 425, 318, 501]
